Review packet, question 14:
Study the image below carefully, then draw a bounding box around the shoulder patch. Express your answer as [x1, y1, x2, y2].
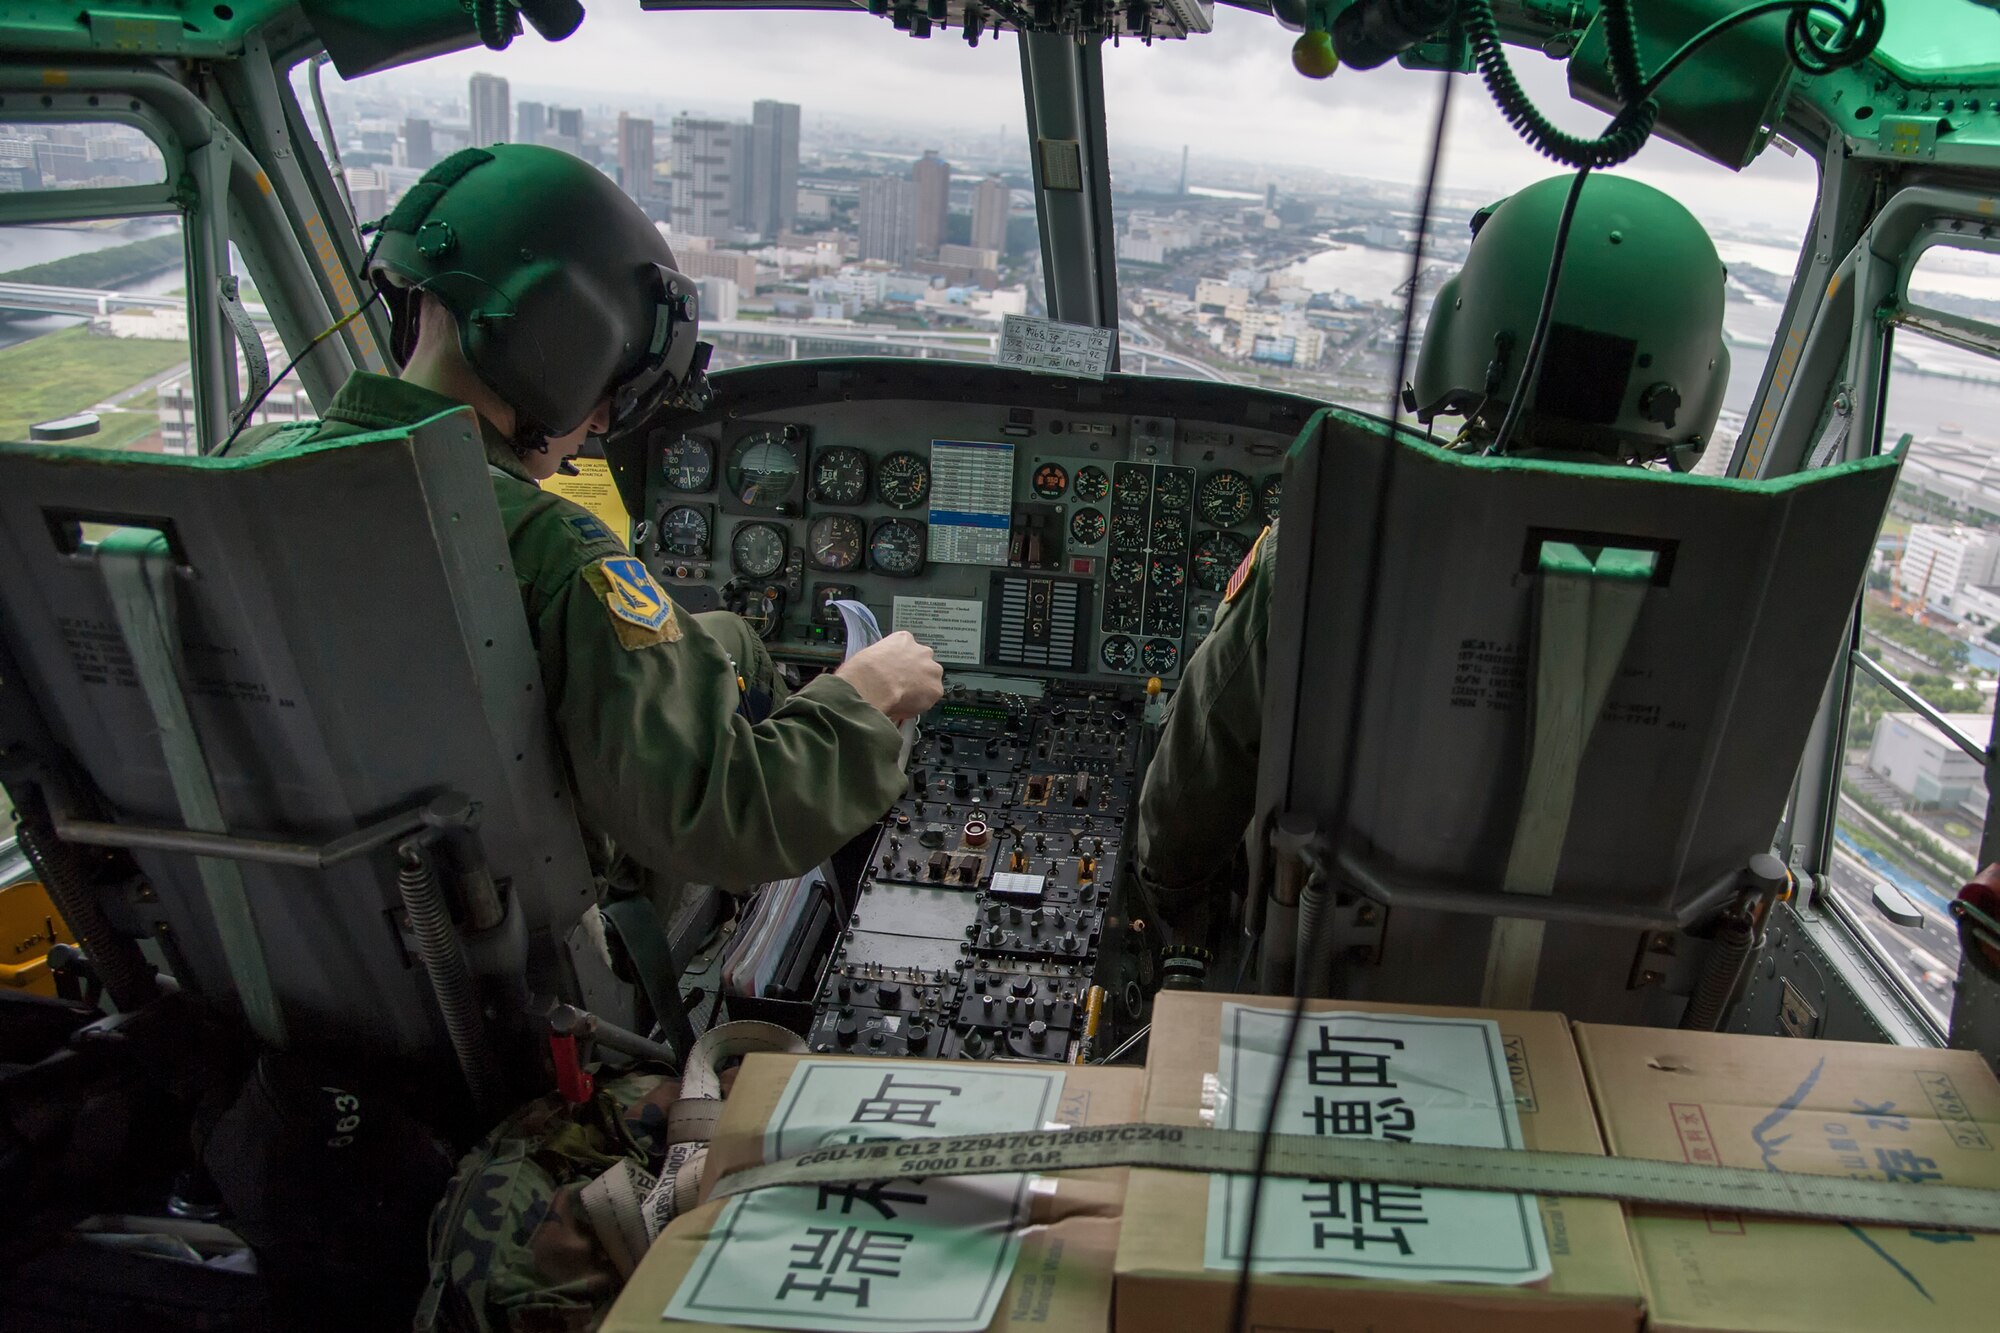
[1224, 526, 1268, 604]
[583, 557, 683, 649]
[564, 512, 619, 546]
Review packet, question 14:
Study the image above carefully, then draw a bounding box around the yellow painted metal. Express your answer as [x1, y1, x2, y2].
[0, 878, 76, 995]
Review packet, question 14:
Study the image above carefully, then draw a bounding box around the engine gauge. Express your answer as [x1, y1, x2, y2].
[1190, 530, 1252, 593]
[876, 451, 931, 510]
[1153, 468, 1194, 511]
[1102, 590, 1142, 632]
[1141, 638, 1181, 675]
[812, 583, 859, 627]
[807, 513, 865, 572]
[657, 505, 711, 560]
[1147, 599, 1185, 637]
[869, 517, 926, 576]
[660, 432, 714, 492]
[810, 446, 870, 506]
[1100, 635, 1138, 672]
[1107, 555, 1146, 590]
[1112, 466, 1150, 510]
[1031, 462, 1069, 500]
[1073, 464, 1111, 502]
[730, 521, 788, 579]
[1198, 469, 1255, 527]
[1069, 507, 1107, 547]
[1148, 555, 1187, 594]
[1260, 473, 1283, 525]
[725, 427, 804, 509]
[1109, 512, 1148, 550]
[1151, 517, 1188, 554]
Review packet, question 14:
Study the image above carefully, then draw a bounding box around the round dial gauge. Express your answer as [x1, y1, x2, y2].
[1260, 473, 1283, 525]
[1141, 638, 1181, 675]
[726, 429, 802, 508]
[1153, 469, 1194, 511]
[869, 518, 926, 576]
[1100, 635, 1138, 672]
[1151, 517, 1188, 554]
[810, 446, 870, 505]
[1109, 512, 1148, 550]
[1148, 556, 1187, 594]
[1198, 470, 1255, 527]
[1073, 465, 1111, 502]
[1102, 591, 1142, 631]
[875, 451, 931, 509]
[1069, 507, 1107, 546]
[1113, 468, 1150, 511]
[730, 522, 787, 578]
[1032, 462, 1069, 500]
[661, 433, 714, 492]
[1191, 530, 1253, 593]
[807, 513, 865, 572]
[1149, 600, 1185, 637]
[657, 505, 710, 560]
[1107, 555, 1146, 590]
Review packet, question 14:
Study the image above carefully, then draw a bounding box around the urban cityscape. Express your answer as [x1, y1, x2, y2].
[5, 65, 2000, 1025]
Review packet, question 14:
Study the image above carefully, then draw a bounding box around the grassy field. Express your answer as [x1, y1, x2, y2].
[0, 325, 186, 443]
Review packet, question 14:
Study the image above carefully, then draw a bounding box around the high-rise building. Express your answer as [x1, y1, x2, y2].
[971, 174, 1008, 254]
[669, 116, 735, 239]
[468, 74, 509, 148]
[516, 100, 546, 146]
[543, 106, 584, 158]
[617, 113, 656, 205]
[404, 117, 436, 171]
[912, 150, 950, 258]
[748, 99, 800, 238]
[859, 176, 916, 267]
[729, 121, 757, 233]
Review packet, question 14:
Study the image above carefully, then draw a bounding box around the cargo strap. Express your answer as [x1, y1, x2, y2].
[707, 1123, 2000, 1235]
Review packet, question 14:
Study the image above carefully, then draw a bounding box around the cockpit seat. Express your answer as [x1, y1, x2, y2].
[0, 410, 625, 1111]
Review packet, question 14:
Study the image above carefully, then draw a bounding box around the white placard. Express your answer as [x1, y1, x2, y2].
[893, 596, 984, 666]
[1204, 1005, 1551, 1286]
[668, 1061, 1066, 1332]
[998, 314, 1116, 380]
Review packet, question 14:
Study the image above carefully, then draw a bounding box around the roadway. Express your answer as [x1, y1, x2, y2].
[1821, 794, 1965, 1030]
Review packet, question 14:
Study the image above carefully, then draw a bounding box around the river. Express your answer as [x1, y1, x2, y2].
[0, 217, 187, 351]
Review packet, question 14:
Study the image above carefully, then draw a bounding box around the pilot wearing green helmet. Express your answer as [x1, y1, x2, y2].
[228, 143, 943, 908]
[1133, 172, 1731, 940]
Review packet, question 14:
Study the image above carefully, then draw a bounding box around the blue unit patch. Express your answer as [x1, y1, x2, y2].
[598, 556, 673, 631]
[565, 513, 617, 545]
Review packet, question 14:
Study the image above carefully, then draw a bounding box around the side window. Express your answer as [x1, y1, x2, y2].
[0, 215, 193, 452]
[1827, 242, 2000, 1030]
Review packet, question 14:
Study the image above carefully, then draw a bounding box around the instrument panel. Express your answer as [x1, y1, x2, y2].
[623, 363, 1315, 682]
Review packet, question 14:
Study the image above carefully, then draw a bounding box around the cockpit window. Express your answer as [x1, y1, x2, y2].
[0, 121, 166, 192]
[292, 9, 1037, 375]
[1871, 0, 2000, 80]
[1100, 11, 1820, 462]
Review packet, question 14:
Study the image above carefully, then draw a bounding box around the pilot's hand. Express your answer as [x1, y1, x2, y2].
[836, 631, 944, 725]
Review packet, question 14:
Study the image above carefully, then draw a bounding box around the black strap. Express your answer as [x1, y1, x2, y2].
[600, 896, 698, 1066]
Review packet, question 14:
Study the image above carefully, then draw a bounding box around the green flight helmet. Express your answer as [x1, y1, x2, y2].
[368, 144, 708, 442]
[1411, 173, 1728, 467]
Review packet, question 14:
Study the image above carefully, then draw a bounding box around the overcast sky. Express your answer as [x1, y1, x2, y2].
[387, 1, 1820, 236]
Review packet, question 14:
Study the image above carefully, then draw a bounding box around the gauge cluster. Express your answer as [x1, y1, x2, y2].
[639, 400, 1290, 680]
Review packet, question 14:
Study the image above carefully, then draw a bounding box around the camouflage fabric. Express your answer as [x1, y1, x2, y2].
[417, 1070, 696, 1333]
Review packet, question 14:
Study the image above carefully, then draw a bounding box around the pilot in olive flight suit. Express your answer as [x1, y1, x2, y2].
[1135, 173, 1732, 938]
[228, 144, 942, 905]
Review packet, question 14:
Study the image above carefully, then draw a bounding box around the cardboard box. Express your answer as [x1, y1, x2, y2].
[602, 1054, 1142, 1333]
[1574, 1023, 2000, 1333]
[1114, 992, 1646, 1333]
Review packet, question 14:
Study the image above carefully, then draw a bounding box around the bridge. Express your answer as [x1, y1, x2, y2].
[0, 283, 1237, 382]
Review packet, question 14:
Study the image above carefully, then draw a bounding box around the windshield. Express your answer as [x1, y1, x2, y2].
[1102, 11, 1819, 470]
[295, 9, 1037, 375]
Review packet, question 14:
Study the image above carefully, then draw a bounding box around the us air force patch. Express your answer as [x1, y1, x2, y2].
[586, 556, 682, 649]
[565, 513, 617, 545]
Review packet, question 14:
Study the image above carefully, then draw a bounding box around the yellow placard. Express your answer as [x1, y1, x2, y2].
[543, 457, 632, 546]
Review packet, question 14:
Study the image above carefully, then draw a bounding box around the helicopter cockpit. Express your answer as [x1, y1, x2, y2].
[3, 2, 2000, 1330]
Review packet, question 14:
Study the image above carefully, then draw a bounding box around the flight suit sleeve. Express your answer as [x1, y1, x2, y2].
[536, 576, 906, 892]
[1134, 529, 1274, 937]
